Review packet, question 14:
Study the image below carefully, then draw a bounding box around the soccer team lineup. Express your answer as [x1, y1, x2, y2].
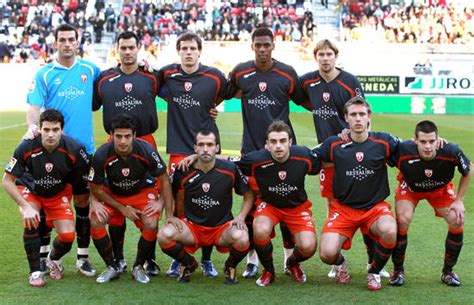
[2, 24, 472, 293]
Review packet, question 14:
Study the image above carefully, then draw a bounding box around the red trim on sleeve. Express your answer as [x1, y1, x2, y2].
[181, 170, 198, 190]
[214, 168, 235, 186]
[57, 148, 77, 164]
[302, 77, 321, 92]
[137, 70, 158, 96]
[335, 80, 356, 97]
[163, 69, 178, 78]
[251, 160, 273, 177]
[23, 147, 42, 160]
[368, 137, 390, 157]
[104, 155, 117, 169]
[273, 68, 295, 95]
[436, 156, 457, 162]
[97, 72, 120, 99]
[329, 140, 345, 163]
[289, 156, 312, 173]
[397, 155, 419, 169]
[235, 68, 256, 86]
[198, 72, 221, 102]
[131, 153, 150, 164]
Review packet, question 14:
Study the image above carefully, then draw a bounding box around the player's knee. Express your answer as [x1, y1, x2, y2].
[253, 220, 272, 239]
[319, 243, 339, 264]
[379, 220, 397, 243]
[396, 212, 413, 229]
[58, 231, 75, 243]
[141, 216, 158, 231]
[89, 214, 105, 228]
[231, 228, 248, 244]
[446, 217, 463, 230]
[158, 225, 176, 243]
[299, 237, 317, 255]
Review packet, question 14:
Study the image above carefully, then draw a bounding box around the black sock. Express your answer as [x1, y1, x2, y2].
[286, 247, 311, 268]
[226, 245, 249, 268]
[109, 224, 126, 260]
[254, 239, 274, 275]
[38, 210, 51, 255]
[92, 234, 116, 267]
[50, 237, 73, 261]
[443, 230, 463, 273]
[334, 252, 345, 265]
[280, 222, 295, 249]
[148, 241, 156, 261]
[201, 245, 213, 261]
[369, 240, 395, 274]
[362, 233, 375, 264]
[392, 231, 408, 272]
[75, 205, 91, 259]
[161, 241, 195, 268]
[23, 228, 41, 273]
[134, 237, 155, 267]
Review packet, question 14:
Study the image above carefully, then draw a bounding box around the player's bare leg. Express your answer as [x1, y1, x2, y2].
[367, 215, 397, 290]
[253, 215, 275, 287]
[158, 220, 198, 283]
[218, 224, 250, 284]
[320, 232, 350, 284]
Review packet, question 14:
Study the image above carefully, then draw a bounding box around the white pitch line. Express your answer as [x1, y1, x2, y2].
[0, 123, 26, 130]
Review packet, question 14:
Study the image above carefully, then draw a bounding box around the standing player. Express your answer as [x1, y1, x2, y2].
[389, 120, 471, 287]
[235, 121, 320, 286]
[227, 27, 306, 278]
[158, 130, 254, 284]
[299, 39, 389, 278]
[3, 110, 90, 286]
[158, 32, 232, 277]
[93, 31, 161, 275]
[313, 96, 399, 290]
[88, 114, 173, 284]
[25, 23, 100, 277]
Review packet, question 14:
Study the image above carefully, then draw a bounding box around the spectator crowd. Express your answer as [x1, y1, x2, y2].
[0, 0, 472, 64]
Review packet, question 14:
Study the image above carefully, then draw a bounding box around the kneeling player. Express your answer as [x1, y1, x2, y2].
[235, 121, 320, 287]
[3, 110, 90, 286]
[390, 120, 471, 287]
[158, 130, 254, 284]
[88, 114, 173, 284]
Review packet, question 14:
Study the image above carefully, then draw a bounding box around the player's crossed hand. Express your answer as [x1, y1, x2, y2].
[143, 198, 164, 218]
[231, 217, 247, 231]
[449, 200, 465, 226]
[122, 205, 142, 221]
[90, 196, 109, 223]
[166, 216, 183, 233]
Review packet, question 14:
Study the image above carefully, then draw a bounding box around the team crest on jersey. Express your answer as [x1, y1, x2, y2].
[184, 82, 192, 92]
[278, 171, 287, 180]
[148, 193, 156, 200]
[81, 74, 87, 83]
[425, 169, 433, 177]
[259, 82, 267, 92]
[323, 92, 330, 102]
[45, 163, 53, 172]
[356, 152, 364, 162]
[122, 168, 130, 177]
[124, 83, 133, 93]
[202, 183, 210, 193]
[5, 157, 17, 172]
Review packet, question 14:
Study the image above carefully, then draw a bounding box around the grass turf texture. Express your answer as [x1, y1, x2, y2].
[0, 111, 473, 305]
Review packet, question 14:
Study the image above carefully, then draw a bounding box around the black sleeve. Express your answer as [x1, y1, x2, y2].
[452, 145, 471, 176]
[4, 141, 27, 178]
[311, 139, 332, 163]
[71, 146, 91, 195]
[289, 68, 305, 105]
[89, 148, 106, 185]
[92, 73, 103, 111]
[147, 147, 167, 177]
[233, 164, 250, 195]
[386, 133, 401, 167]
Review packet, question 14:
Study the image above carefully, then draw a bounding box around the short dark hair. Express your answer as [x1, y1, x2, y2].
[176, 32, 202, 51]
[110, 114, 137, 133]
[194, 129, 216, 143]
[313, 39, 339, 56]
[54, 23, 78, 41]
[251, 27, 274, 42]
[117, 31, 140, 46]
[343, 96, 372, 115]
[40, 109, 64, 129]
[415, 120, 438, 137]
[266, 120, 293, 140]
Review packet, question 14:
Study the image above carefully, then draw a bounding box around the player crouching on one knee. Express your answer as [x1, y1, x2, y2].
[88, 114, 173, 284]
[3, 109, 90, 287]
[158, 130, 254, 284]
[389, 120, 472, 287]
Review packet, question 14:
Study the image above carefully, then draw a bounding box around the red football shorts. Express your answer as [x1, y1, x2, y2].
[183, 219, 232, 254]
[168, 154, 188, 175]
[254, 199, 316, 234]
[319, 167, 335, 199]
[96, 186, 160, 228]
[322, 200, 394, 250]
[18, 185, 74, 226]
[395, 180, 457, 217]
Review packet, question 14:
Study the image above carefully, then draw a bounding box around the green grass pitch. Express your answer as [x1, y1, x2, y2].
[0, 111, 473, 305]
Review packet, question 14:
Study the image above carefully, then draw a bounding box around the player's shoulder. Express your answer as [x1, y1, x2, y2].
[77, 58, 99, 70]
[94, 141, 113, 159]
[398, 140, 417, 153]
[160, 63, 179, 74]
[273, 59, 296, 73]
[133, 139, 156, 154]
[61, 135, 86, 151]
[15, 137, 39, 156]
[338, 69, 358, 80]
[290, 145, 311, 156]
[34, 62, 56, 78]
[233, 60, 254, 72]
[98, 66, 120, 80]
[245, 148, 272, 162]
[215, 158, 238, 172]
[439, 142, 463, 156]
[324, 135, 344, 146]
[369, 131, 400, 143]
[199, 64, 225, 76]
[300, 70, 319, 82]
